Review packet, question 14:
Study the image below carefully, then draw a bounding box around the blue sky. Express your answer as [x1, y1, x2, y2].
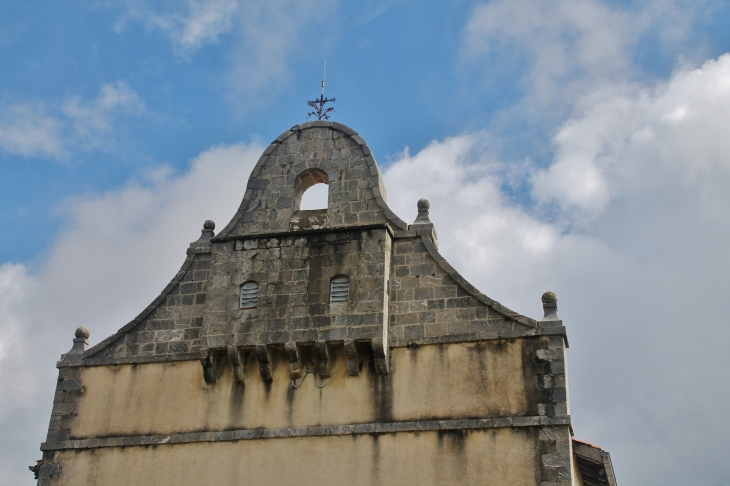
[7, 0, 725, 263]
[3, 1, 730, 484]
[2, 0, 477, 261]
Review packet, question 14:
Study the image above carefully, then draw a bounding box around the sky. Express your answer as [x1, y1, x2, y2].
[1, 0, 730, 484]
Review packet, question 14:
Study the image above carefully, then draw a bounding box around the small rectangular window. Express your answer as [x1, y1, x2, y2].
[240, 281, 259, 309]
[330, 276, 349, 303]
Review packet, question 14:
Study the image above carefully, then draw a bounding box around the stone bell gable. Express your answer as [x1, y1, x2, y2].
[215, 121, 408, 237]
[34, 121, 617, 486]
[81, 121, 551, 382]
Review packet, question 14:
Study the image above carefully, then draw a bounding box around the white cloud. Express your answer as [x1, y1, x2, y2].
[178, 0, 238, 49]
[465, 0, 631, 105]
[0, 81, 146, 159]
[62, 81, 145, 140]
[0, 103, 64, 158]
[225, 0, 336, 107]
[3, 50, 730, 485]
[0, 263, 39, 405]
[532, 54, 730, 221]
[0, 142, 261, 484]
[383, 53, 730, 485]
[116, 0, 337, 107]
[117, 0, 238, 54]
[462, 0, 712, 116]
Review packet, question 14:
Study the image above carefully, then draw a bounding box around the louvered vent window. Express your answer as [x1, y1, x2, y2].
[330, 276, 350, 303]
[239, 281, 259, 309]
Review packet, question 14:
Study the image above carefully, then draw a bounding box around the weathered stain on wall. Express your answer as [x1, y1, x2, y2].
[45, 428, 541, 486]
[67, 342, 541, 438]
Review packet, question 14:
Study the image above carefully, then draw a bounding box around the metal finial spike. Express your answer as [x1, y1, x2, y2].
[307, 61, 335, 120]
[321, 60, 326, 97]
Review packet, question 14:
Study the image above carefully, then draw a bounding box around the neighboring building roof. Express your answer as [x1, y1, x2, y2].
[573, 438, 618, 486]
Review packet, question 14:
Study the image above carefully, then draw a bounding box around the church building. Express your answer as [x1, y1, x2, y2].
[33, 121, 617, 485]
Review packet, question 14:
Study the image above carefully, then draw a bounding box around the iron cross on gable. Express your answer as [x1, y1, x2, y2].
[307, 61, 336, 120]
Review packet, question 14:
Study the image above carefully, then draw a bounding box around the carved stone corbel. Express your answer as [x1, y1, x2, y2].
[285, 341, 303, 380]
[200, 351, 222, 384]
[228, 346, 247, 383]
[255, 344, 274, 382]
[344, 339, 361, 376]
[315, 341, 331, 378]
[372, 337, 389, 375]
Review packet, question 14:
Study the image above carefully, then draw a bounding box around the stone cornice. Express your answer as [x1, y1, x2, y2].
[56, 330, 566, 368]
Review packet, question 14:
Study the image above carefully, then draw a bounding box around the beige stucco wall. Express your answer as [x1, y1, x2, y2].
[50, 428, 541, 486]
[70, 340, 539, 439]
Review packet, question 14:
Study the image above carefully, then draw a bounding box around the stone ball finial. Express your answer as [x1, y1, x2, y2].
[75, 326, 90, 339]
[417, 198, 430, 211]
[203, 220, 215, 231]
[541, 291, 557, 304]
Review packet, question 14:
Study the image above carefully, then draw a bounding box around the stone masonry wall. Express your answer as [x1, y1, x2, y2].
[40, 336, 571, 485]
[203, 229, 390, 349]
[389, 235, 533, 343]
[91, 252, 211, 360]
[38, 120, 580, 485]
[219, 123, 402, 239]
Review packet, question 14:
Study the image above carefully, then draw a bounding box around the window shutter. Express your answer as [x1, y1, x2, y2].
[330, 276, 349, 303]
[240, 281, 259, 309]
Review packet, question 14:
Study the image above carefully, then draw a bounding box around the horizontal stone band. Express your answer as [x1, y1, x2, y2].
[41, 415, 571, 452]
[57, 327, 567, 369]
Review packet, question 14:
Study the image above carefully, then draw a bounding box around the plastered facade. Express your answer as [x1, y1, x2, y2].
[57, 342, 546, 438]
[47, 429, 541, 486]
[33, 121, 614, 485]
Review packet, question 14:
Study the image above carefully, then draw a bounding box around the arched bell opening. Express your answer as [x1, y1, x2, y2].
[290, 168, 330, 231]
[295, 168, 330, 211]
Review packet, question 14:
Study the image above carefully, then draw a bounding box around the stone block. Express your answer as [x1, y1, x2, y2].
[434, 286, 457, 299]
[542, 452, 570, 469]
[424, 323, 449, 337]
[552, 387, 567, 402]
[445, 297, 474, 309]
[449, 322, 471, 334]
[51, 403, 76, 416]
[403, 325, 425, 339]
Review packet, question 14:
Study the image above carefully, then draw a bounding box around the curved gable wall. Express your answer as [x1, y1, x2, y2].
[217, 121, 407, 240]
[37, 121, 582, 486]
[80, 121, 541, 365]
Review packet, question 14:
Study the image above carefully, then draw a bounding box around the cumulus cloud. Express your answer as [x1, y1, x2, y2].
[0, 142, 261, 484]
[465, 0, 632, 91]
[3, 50, 730, 485]
[462, 0, 711, 117]
[384, 135, 561, 283]
[117, 0, 239, 54]
[532, 54, 730, 221]
[0, 103, 64, 158]
[0, 81, 146, 159]
[383, 54, 730, 486]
